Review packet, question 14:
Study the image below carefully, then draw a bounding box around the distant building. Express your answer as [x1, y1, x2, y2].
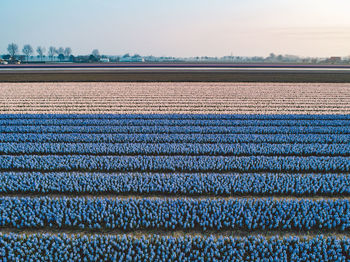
[144, 56, 158, 62]
[99, 57, 110, 63]
[119, 55, 144, 62]
[328, 57, 342, 63]
[158, 57, 178, 62]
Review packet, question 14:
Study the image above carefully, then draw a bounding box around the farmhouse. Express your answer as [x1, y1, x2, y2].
[119, 54, 145, 62]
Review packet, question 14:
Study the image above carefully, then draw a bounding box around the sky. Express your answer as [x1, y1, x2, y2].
[1, 0, 350, 57]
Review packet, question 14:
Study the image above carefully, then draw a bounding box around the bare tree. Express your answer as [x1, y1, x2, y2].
[48, 46, 56, 61]
[22, 44, 34, 62]
[56, 47, 64, 55]
[7, 43, 19, 59]
[64, 47, 72, 58]
[56, 47, 65, 62]
[58, 54, 65, 62]
[36, 46, 46, 61]
[92, 49, 100, 58]
[268, 53, 276, 61]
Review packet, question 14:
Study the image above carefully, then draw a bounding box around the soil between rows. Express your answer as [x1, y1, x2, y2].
[2, 71, 350, 82]
[1, 228, 348, 239]
[1, 194, 349, 200]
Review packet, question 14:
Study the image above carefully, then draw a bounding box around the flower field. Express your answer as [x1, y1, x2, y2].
[1, 83, 350, 260]
[1, 82, 350, 114]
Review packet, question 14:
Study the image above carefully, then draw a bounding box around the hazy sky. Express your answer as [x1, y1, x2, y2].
[1, 0, 350, 57]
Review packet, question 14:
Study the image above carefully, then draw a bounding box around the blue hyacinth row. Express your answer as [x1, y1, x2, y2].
[1, 234, 349, 261]
[1, 142, 349, 156]
[1, 172, 349, 196]
[1, 197, 349, 231]
[0, 155, 349, 172]
[2, 133, 349, 143]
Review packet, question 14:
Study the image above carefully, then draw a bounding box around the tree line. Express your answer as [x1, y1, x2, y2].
[6, 43, 73, 62]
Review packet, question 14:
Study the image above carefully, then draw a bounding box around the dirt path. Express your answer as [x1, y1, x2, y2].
[1, 228, 348, 239]
[1, 194, 349, 200]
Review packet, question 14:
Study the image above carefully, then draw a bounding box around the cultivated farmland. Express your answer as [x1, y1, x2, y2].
[0, 83, 350, 261]
[1, 82, 350, 114]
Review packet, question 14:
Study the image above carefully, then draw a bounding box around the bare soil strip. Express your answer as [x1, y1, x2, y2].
[2, 170, 348, 175]
[1, 71, 350, 83]
[1, 194, 349, 200]
[1, 228, 348, 239]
